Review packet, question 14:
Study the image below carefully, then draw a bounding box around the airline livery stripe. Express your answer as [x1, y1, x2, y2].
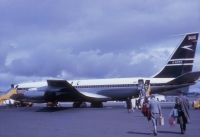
[74, 83, 169, 89]
[166, 63, 193, 66]
[170, 58, 194, 61]
[168, 60, 193, 65]
[75, 84, 137, 88]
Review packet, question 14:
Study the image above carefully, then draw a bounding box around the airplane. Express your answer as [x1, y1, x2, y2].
[11, 32, 200, 107]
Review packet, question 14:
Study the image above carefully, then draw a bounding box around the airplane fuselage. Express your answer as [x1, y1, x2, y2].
[14, 77, 194, 103]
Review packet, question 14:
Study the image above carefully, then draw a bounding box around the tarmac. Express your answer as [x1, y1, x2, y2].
[0, 102, 200, 137]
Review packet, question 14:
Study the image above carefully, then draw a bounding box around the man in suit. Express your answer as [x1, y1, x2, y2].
[174, 93, 190, 134]
[148, 95, 162, 136]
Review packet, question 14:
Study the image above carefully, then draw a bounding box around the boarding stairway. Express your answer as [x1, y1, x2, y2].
[0, 88, 17, 105]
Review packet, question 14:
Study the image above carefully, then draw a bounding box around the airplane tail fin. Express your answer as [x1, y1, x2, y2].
[153, 32, 199, 78]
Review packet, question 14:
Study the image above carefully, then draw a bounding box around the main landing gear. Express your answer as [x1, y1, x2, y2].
[90, 102, 103, 108]
[73, 102, 87, 108]
[46, 102, 58, 107]
[72, 101, 103, 108]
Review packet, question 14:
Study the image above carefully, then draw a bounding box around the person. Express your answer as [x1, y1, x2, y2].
[174, 95, 190, 134]
[136, 99, 140, 109]
[142, 96, 151, 120]
[131, 97, 136, 110]
[126, 97, 133, 113]
[148, 95, 162, 136]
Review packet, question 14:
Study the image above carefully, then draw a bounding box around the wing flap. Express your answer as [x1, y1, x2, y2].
[80, 92, 110, 100]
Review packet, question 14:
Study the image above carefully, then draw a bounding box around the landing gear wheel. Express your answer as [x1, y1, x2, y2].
[73, 102, 87, 108]
[46, 102, 58, 107]
[27, 102, 33, 107]
[91, 102, 103, 108]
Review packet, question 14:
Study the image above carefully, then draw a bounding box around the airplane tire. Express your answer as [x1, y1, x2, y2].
[46, 102, 58, 107]
[28, 103, 33, 107]
[73, 102, 81, 108]
[91, 102, 103, 108]
[80, 102, 87, 108]
[73, 102, 87, 108]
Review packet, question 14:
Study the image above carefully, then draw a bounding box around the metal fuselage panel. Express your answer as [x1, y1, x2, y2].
[13, 77, 192, 102]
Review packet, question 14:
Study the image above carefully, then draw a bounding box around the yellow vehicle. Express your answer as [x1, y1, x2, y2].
[0, 88, 17, 105]
[0, 88, 33, 107]
[192, 99, 200, 109]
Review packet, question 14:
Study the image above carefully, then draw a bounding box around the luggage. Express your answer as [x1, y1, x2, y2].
[142, 104, 148, 116]
[159, 116, 164, 126]
[168, 117, 176, 126]
[141, 103, 151, 121]
[172, 108, 178, 117]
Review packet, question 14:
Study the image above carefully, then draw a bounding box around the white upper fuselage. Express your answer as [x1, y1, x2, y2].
[16, 77, 174, 89]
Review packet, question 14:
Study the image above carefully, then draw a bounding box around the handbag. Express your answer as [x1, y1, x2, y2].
[168, 117, 176, 126]
[169, 108, 178, 118]
[159, 116, 164, 126]
[142, 104, 148, 116]
[172, 109, 178, 117]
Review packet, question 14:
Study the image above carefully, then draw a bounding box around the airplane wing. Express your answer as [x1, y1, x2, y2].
[47, 80, 110, 101]
[47, 80, 77, 91]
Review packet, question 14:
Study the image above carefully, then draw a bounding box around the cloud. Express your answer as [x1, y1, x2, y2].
[0, 0, 200, 90]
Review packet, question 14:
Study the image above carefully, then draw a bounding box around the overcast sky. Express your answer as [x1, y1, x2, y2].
[0, 0, 200, 91]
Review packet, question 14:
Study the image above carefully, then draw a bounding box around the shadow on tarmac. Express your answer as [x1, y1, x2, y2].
[36, 107, 71, 112]
[127, 130, 181, 136]
[158, 130, 181, 135]
[127, 131, 152, 136]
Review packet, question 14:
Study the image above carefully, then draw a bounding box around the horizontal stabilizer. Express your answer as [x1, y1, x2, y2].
[167, 71, 200, 85]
